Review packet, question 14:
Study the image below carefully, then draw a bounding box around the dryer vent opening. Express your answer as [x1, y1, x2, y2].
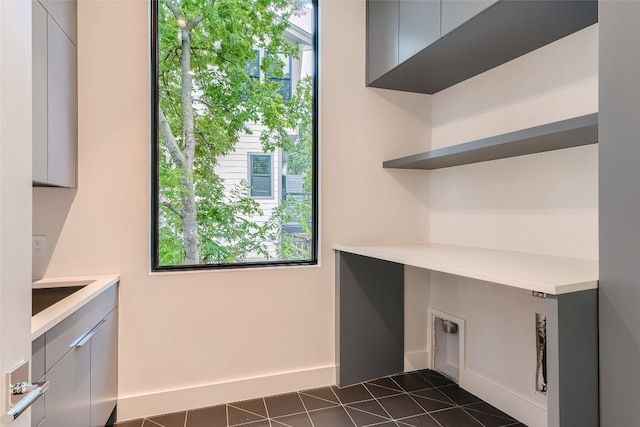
[433, 316, 460, 382]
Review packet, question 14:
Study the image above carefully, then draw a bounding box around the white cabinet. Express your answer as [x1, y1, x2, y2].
[32, 0, 77, 188]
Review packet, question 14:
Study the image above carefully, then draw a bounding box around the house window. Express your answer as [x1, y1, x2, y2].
[265, 52, 292, 101]
[249, 154, 273, 198]
[151, 0, 317, 269]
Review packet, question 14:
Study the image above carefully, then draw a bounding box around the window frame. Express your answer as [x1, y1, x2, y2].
[248, 153, 274, 199]
[150, 0, 318, 271]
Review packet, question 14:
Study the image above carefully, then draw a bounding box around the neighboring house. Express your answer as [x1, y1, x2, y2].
[214, 19, 313, 261]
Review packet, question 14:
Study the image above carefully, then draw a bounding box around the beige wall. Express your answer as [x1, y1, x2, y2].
[33, 0, 431, 420]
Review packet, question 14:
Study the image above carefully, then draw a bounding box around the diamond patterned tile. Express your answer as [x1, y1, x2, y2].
[307, 405, 356, 426]
[345, 406, 390, 426]
[265, 393, 306, 418]
[146, 411, 187, 427]
[377, 394, 425, 419]
[345, 399, 390, 419]
[429, 407, 484, 427]
[437, 385, 482, 406]
[397, 413, 442, 427]
[391, 372, 434, 392]
[186, 405, 227, 427]
[272, 412, 314, 427]
[332, 384, 374, 404]
[299, 392, 340, 411]
[300, 386, 340, 404]
[115, 370, 527, 427]
[366, 383, 404, 399]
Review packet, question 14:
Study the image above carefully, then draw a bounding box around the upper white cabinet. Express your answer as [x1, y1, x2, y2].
[366, 0, 598, 94]
[32, 0, 77, 188]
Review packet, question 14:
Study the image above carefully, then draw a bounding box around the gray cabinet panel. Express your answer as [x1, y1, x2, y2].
[32, 1, 48, 184]
[46, 16, 77, 188]
[45, 286, 117, 372]
[45, 345, 91, 427]
[367, 0, 398, 84]
[38, 0, 76, 44]
[90, 309, 118, 427]
[32, 335, 45, 382]
[599, 2, 640, 425]
[30, 374, 45, 427]
[441, 0, 497, 36]
[398, 0, 439, 63]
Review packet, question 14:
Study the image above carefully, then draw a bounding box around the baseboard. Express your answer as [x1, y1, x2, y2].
[404, 350, 430, 372]
[460, 369, 547, 427]
[116, 364, 336, 422]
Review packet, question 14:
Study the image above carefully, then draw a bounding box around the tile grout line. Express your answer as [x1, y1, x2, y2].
[296, 391, 317, 427]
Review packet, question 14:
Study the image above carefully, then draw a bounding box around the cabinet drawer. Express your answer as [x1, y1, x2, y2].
[32, 335, 45, 381]
[30, 374, 45, 427]
[45, 285, 117, 372]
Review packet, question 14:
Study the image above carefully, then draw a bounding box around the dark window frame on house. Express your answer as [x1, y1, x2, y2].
[150, 0, 318, 271]
[248, 153, 274, 199]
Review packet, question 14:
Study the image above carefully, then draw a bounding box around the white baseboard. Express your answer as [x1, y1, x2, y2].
[404, 350, 430, 372]
[461, 369, 548, 427]
[116, 364, 336, 422]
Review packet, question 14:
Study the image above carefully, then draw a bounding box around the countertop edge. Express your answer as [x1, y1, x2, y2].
[31, 274, 120, 340]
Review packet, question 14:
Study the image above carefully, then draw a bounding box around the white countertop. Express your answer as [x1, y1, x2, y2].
[334, 242, 598, 295]
[32, 274, 120, 340]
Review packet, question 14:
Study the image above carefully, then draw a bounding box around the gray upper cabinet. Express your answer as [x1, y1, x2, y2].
[366, 0, 439, 85]
[441, 0, 497, 36]
[399, 1, 440, 63]
[32, 0, 77, 188]
[39, 0, 77, 44]
[366, 0, 598, 94]
[366, 0, 398, 84]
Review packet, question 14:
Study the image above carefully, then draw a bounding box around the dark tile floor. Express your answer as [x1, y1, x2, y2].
[115, 369, 527, 427]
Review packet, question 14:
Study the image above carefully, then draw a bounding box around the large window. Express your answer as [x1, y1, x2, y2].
[151, 0, 317, 269]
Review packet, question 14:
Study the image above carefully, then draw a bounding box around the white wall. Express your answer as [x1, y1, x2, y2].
[32, 0, 431, 421]
[416, 24, 599, 427]
[0, 1, 33, 426]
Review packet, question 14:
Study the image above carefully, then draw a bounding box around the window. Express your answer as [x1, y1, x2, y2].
[265, 52, 292, 101]
[249, 154, 273, 198]
[151, 0, 317, 269]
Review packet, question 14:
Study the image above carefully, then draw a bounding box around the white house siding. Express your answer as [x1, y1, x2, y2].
[214, 122, 282, 260]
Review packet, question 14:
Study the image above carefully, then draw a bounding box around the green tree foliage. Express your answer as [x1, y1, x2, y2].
[157, 0, 311, 265]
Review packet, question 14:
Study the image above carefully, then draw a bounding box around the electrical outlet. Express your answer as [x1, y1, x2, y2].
[32, 235, 46, 257]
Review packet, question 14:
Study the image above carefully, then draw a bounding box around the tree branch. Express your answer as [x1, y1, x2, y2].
[162, 201, 184, 219]
[158, 107, 186, 169]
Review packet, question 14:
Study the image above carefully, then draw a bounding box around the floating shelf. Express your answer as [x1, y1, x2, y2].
[333, 242, 598, 295]
[383, 113, 598, 170]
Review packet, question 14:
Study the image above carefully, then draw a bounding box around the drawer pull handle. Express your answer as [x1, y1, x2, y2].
[71, 318, 107, 348]
[3, 381, 49, 422]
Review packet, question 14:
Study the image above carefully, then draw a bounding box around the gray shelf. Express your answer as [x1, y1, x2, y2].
[383, 113, 598, 170]
[369, 0, 598, 94]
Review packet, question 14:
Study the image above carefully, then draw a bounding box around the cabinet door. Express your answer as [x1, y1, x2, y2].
[367, 0, 399, 84]
[38, 0, 76, 44]
[47, 16, 77, 188]
[90, 309, 118, 427]
[441, 0, 498, 36]
[398, 0, 440, 63]
[44, 345, 91, 427]
[32, 1, 48, 184]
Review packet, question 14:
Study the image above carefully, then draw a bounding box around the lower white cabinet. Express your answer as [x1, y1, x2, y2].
[32, 285, 118, 427]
